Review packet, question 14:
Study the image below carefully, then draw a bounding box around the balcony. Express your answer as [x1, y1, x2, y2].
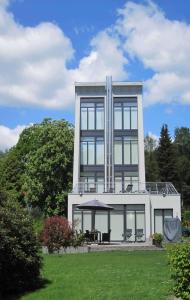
[72, 181, 178, 195]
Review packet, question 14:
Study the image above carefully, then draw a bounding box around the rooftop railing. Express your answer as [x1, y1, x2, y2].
[72, 181, 178, 195]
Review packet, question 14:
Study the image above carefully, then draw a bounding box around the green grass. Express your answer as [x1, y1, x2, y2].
[20, 251, 172, 300]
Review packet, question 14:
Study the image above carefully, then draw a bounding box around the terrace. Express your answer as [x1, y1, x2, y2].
[72, 181, 178, 195]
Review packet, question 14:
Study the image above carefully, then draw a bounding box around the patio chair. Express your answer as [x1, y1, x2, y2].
[125, 229, 132, 241]
[135, 229, 144, 242]
[125, 184, 133, 193]
[102, 229, 111, 243]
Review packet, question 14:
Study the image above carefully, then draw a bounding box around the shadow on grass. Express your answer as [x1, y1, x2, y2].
[3, 277, 51, 300]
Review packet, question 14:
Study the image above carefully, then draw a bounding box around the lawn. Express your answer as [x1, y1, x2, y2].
[20, 251, 172, 300]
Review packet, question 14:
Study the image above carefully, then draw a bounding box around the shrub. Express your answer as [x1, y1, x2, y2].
[153, 233, 163, 246]
[72, 230, 85, 248]
[167, 242, 190, 300]
[0, 190, 42, 296]
[42, 216, 74, 253]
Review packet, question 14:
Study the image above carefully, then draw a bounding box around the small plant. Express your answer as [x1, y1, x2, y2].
[152, 233, 163, 247]
[167, 242, 190, 300]
[72, 230, 85, 248]
[42, 216, 74, 253]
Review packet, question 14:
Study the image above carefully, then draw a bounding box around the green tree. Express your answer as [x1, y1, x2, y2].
[157, 124, 177, 184]
[144, 134, 160, 182]
[0, 189, 42, 296]
[174, 127, 190, 207]
[22, 119, 74, 216]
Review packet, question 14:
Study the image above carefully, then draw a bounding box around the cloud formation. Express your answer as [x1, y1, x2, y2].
[0, 124, 27, 151]
[116, 1, 190, 106]
[0, 1, 127, 109]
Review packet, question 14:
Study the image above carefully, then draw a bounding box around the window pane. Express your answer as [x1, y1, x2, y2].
[131, 107, 138, 129]
[81, 107, 87, 130]
[88, 107, 95, 129]
[115, 176, 122, 193]
[164, 209, 173, 219]
[126, 211, 135, 242]
[114, 107, 122, 129]
[96, 140, 104, 164]
[114, 140, 122, 164]
[81, 142, 87, 165]
[136, 211, 145, 241]
[131, 141, 138, 164]
[155, 210, 163, 234]
[97, 177, 104, 193]
[73, 211, 82, 231]
[124, 107, 130, 129]
[88, 141, 95, 164]
[95, 211, 108, 233]
[83, 211, 92, 232]
[96, 107, 104, 130]
[110, 211, 124, 241]
[124, 141, 131, 164]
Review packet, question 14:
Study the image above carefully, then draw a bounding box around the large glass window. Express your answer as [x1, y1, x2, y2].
[114, 138, 122, 164]
[114, 137, 138, 165]
[131, 107, 138, 129]
[154, 209, 173, 234]
[131, 140, 138, 164]
[80, 102, 104, 130]
[114, 102, 138, 130]
[114, 105, 122, 129]
[96, 138, 104, 164]
[80, 137, 104, 165]
[96, 104, 104, 130]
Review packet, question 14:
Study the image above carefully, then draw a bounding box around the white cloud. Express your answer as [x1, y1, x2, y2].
[116, 1, 190, 106]
[0, 124, 27, 151]
[0, 2, 128, 109]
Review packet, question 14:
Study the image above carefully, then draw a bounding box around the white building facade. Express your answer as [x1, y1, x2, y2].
[68, 77, 181, 242]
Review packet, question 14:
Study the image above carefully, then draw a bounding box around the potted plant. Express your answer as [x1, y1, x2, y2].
[152, 233, 163, 247]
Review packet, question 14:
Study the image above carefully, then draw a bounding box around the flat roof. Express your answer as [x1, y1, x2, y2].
[75, 81, 143, 87]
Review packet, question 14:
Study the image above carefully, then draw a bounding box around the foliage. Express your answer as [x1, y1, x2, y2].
[22, 118, 74, 216]
[0, 118, 74, 216]
[167, 242, 190, 300]
[182, 210, 190, 229]
[19, 251, 171, 300]
[144, 134, 160, 181]
[42, 216, 74, 252]
[157, 124, 177, 183]
[152, 233, 163, 244]
[0, 189, 42, 296]
[71, 230, 85, 248]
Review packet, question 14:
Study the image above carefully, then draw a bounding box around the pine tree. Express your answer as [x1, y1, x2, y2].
[157, 124, 177, 183]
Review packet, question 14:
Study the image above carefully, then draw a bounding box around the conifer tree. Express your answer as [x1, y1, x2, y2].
[157, 124, 177, 183]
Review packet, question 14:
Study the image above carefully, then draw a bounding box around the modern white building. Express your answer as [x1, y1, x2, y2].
[68, 77, 181, 242]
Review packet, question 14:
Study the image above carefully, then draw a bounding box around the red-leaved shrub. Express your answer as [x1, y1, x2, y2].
[42, 216, 73, 253]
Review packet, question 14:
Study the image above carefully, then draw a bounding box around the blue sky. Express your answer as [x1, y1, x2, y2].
[0, 0, 190, 150]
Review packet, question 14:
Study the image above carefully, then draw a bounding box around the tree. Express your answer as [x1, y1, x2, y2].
[157, 124, 177, 183]
[22, 119, 74, 216]
[0, 189, 42, 296]
[174, 127, 190, 207]
[144, 134, 160, 182]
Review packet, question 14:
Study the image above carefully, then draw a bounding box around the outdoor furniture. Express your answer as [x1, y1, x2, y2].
[125, 184, 133, 193]
[135, 229, 144, 241]
[84, 230, 99, 243]
[125, 229, 132, 241]
[102, 230, 111, 243]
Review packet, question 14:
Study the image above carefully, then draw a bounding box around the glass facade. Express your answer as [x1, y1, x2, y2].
[73, 204, 145, 242]
[154, 209, 173, 234]
[114, 103, 138, 130]
[114, 137, 138, 165]
[80, 137, 104, 165]
[81, 102, 104, 130]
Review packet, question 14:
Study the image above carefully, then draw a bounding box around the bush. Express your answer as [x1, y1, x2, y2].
[152, 233, 163, 246]
[42, 216, 74, 253]
[0, 190, 42, 296]
[167, 242, 190, 300]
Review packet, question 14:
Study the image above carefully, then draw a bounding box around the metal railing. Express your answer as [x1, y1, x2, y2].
[72, 181, 178, 195]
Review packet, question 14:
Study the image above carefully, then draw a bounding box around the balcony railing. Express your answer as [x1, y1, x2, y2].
[72, 181, 178, 195]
